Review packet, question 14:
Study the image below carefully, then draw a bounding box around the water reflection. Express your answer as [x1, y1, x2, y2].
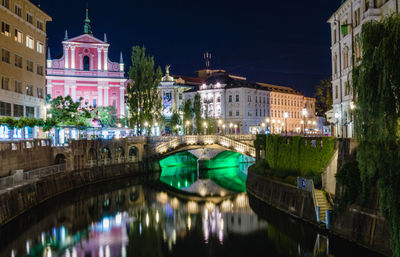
[0, 169, 383, 256]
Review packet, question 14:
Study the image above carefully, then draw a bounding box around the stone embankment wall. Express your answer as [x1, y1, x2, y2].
[246, 169, 392, 256]
[246, 170, 317, 223]
[0, 139, 54, 177]
[0, 161, 159, 227]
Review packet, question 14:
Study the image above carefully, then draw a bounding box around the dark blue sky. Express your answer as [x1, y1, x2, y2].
[34, 0, 341, 96]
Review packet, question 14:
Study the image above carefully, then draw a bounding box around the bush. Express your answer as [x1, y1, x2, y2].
[335, 161, 361, 212]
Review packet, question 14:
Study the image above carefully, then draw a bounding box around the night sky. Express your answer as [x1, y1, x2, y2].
[33, 0, 341, 97]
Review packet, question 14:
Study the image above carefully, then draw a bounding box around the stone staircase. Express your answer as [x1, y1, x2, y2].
[314, 189, 332, 224]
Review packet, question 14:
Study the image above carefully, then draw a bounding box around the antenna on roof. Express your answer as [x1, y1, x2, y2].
[204, 52, 211, 69]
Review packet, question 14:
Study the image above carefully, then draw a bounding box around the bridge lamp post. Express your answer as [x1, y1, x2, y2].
[218, 119, 223, 134]
[186, 120, 190, 135]
[144, 121, 149, 136]
[176, 124, 180, 135]
[229, 123, 233, 134]
[302, 108, 307, 133]
[283, 112, 288, 135]
[222, 124, 226, 135]
[272, 119, 276, 134]
[277, 120, 281, 134]
[261, 123, 266, 134]
[203, 121, 208, 135]
[234, 124, 238, 135]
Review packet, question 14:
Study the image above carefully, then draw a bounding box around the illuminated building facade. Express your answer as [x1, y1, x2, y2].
[46, 10, 127, 118]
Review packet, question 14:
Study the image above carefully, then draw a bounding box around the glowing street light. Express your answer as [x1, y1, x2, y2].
[185, 120, 190, 135]
[234, 124, 238, 135]
[203, 121, 208, 135]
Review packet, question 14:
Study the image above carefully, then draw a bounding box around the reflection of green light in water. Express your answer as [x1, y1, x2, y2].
[159, 150, 254, 192]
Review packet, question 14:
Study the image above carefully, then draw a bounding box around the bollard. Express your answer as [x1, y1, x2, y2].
[316, 206, 320, 223]
[326, 210, 332, 230]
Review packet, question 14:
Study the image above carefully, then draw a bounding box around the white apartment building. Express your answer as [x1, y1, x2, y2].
[328, 0, 399, 138]
[184, 71, 316, 134]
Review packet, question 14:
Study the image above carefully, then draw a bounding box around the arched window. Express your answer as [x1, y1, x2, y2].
[83, 56, 90, 71]
[333, 54, 338, 74]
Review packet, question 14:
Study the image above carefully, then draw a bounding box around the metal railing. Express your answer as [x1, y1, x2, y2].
[0, 163, 66, 193]
[153, 135, 256, 157]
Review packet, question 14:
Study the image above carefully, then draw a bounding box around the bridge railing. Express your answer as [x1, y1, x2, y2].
[86, 156, 139, 168]
[152, 135, 256, 157]
[0, 163, 66, 193]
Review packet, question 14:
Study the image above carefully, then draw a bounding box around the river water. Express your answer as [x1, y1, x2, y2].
[0, 151, 383, 257]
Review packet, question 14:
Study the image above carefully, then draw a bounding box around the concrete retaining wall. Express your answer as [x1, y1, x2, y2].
[0, 161, 159, 227]
[246, 170, 317, 223]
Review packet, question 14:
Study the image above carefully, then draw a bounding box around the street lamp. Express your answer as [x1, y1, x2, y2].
[186, 120, 190, 135]
[203, 121, 208, 135]
[283, 112, 288, 134]
[302, 108, 307, 133]
[261, 122, 266, 134]
[266, 118, 270, 134]
[229, 123, 233, 134]
[222, 124, 226, 135]
[272, 119, 276, 134]
[218, 119, 223, 134]
[278, 120, 281, 134]
[234, 124, 238, 135]
[301, 120, 304, 135]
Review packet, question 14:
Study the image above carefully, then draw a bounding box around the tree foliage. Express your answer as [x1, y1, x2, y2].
[314, 79, 333, 116]
[127, 46, 162, 135]
[170, 111, 181, 134]
[353, 14, 400, 256]
[193, 94, 202, 134]
[93, 106, 117, 128]
[48, 95, 92, 127]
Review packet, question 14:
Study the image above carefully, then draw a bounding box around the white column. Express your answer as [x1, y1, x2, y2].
[104, 48, 108, 71]
[97, 47, 102, 70]
[98, 86, 103, 106]
[46, 83, 53, 98]
[64, 84, 70, 97]
[71, 85, 77, 101]
[119, 87, 125, 117]
[71, 46, 75, 69]
[64, 45, 69, 69]
[104, 86, 109, 106]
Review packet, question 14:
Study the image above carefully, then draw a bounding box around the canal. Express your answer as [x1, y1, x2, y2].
[0, 150, 383, 257]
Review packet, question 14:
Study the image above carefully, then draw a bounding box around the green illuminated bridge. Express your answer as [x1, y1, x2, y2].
[148, 135, 256, 158]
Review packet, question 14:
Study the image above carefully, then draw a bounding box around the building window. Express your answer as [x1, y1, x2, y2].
[345, 81, 350, 96]
[255, 96, 258, 103]
[14, 80, 21, 93]
[235, 95, 239, 102]
[343, 47, 349, 69]
[229, 95, 232, 102]
[2, 48, 10, 63]
[256, 109, 258, 116]
[179, 93, 182, 100]
[15, 54, 22, 68]
[37, 41, 44, 54]
[13, 104, 23, 117]
[37, 88, 43, 98]
[26, 85, 33, 96]
[26, 60, 33, 72]
[25, 106, 34, 117]
[37, 64, 43, 75]
[14, 29, 22, 43]
[236, 110, 239, 116]
[217, 96, 221, 103]
[333, 54, 338, 74]
[1, 0, 9, 9]
[333, 29, 337, 44]
[1, 22, 10, 37]
[26, 13, 33, 24]
[93, 99, 97, 107]
[14, 4, 21, 17]
[248, 95, 251, 102]
[229, 111, 232, 116]
[0, 101, 11, 116]
[1, 77, 9, 90]
[26, 36, 34, 49]
[83, 56, 90, 70]
[37, 20, 43, 31]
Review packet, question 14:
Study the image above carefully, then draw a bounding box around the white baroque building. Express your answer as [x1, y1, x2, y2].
[184, 70, 316, 134]
[328, 0, 399, 138]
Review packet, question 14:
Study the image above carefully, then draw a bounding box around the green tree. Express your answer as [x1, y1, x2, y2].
[183, 99, 192, 133]
[193, 94, 202, 134]
[170, 110, 181, 134]
[93, 106, 117, 128]
[127, 46, 162, 135]
[353, 14, 400, 256]
[314, 79, 333, 116]
[48, 95, 92, 127]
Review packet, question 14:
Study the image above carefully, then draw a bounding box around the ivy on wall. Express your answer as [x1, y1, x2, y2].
[264, 135, 336, 178]
[353, 14, 400, 256]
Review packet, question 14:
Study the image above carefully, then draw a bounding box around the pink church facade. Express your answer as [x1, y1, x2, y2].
[46, 12, 126, 118]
